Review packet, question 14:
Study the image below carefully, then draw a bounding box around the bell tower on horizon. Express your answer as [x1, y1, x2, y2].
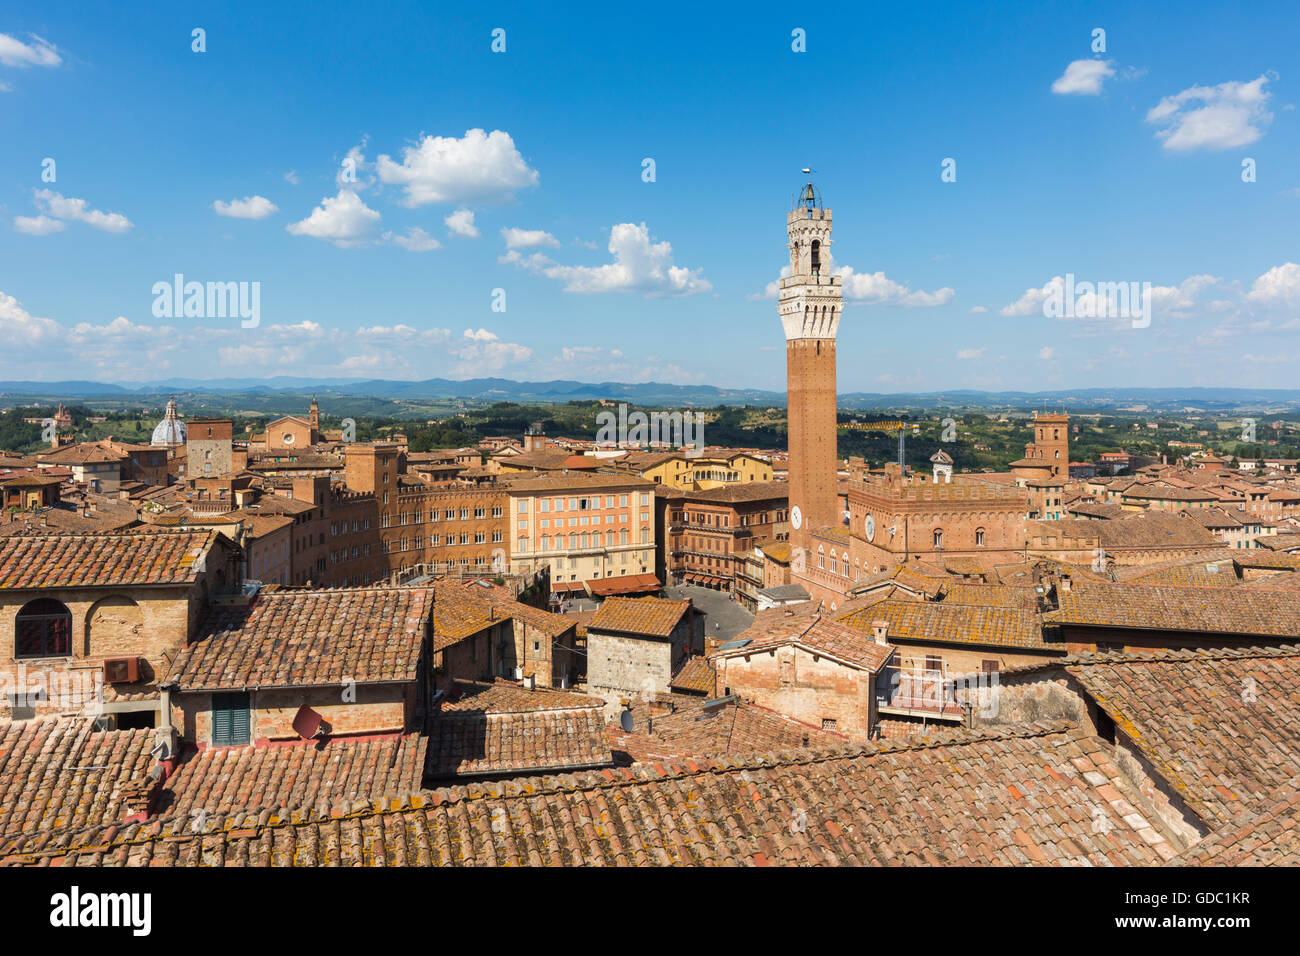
[779, 178, 842, 550]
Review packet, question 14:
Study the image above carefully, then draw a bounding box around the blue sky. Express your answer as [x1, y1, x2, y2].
[1, 1, 1297, 392]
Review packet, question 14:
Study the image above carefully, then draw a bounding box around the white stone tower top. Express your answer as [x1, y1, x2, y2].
[778, 180, 843, 341]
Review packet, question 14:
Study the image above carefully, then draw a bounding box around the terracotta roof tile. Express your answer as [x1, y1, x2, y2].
[427, 681, 611, 778]
[170, 586, 432, 690]
[588, 596, 691, 638]
[0, 718, 154, 839]
[1048, 583, 1300, 638]
[0, 722, 1187, 866]
[0, 529, 220, 589]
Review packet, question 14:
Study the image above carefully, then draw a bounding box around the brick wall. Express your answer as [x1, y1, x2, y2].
[714, 644, 872, 739]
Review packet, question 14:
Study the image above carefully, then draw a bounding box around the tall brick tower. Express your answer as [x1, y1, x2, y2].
[779, 179, 842, 548]
[1024, 411, 1070, 478]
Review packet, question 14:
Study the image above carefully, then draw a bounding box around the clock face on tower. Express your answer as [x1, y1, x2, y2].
[790, 505, 803, 530]
[864, 513, 876, 542]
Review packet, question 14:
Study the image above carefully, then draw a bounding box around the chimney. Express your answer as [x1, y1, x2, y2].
[870, 620, 888, 645]
[1059, 574, 1072, 593]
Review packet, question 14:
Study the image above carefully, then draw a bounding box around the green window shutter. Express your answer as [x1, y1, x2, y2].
[212, 693, 251, 746]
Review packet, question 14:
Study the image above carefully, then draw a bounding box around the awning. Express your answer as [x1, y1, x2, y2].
[551, 580, 587, 595]
[586, 573, 662, 597]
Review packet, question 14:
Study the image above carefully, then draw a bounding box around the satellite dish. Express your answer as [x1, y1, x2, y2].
[619, 709, 634, 733]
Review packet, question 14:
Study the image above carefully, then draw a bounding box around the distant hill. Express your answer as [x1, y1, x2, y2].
[2, 378, 1300, 412]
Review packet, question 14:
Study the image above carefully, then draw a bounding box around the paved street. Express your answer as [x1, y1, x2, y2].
[665, 584, 754, 641]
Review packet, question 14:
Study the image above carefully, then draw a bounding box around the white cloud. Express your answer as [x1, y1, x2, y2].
[286, 189, 380, 246]
[836, 266, 955, 307]
[0, 33, 61, 68]
[1052, 59, 1115, 95]
[0, 292, 60, 348]
[212, 195, 278, 219]
[1146, 73, 1275, 151]
[0, 81, 12, 93]
[1001, 277, 1063, 317]
[1149, 274, 1221, 316]
[445, 208, 479, 238]
[13, 214, 65, 235]
[383, 227, 441, 251]
[956, 348, 985, 360]
[1246, 262, 1300, 304]
[376, 129, 539, 206]
[283, 170, 300, 185]
[32, 189, 132, 233]
[501, 227, 559, 250]
[1038, 346, 1057, 360]
[356, 325, 452, 346]
[451, 328, 533, 375]
[508, 222, 711, 297]
[969, 305, 987, 314]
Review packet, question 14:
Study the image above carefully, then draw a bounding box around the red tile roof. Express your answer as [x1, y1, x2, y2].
[608, 694, 846, 763]
[426, 681, 612, 778]
[170, 586, 432, 690]
[0, 529, 222, 589]
[588, 596, 691, 638]
[1056, 645, 1300, 827]
[1048, 583, 1300, 638]
[0, 718, 155, 839]
[0, 722, 1187, 866]
[160, 735, 426, 821]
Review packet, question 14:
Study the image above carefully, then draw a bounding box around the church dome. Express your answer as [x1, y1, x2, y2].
[151, 397, 186, 445]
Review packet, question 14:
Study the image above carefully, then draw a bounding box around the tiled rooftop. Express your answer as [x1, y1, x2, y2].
[0, 718, 155, 839]
[159, 735, 427, 821]
[427, 682, 611, 778]
[1048, 583, 1300, 638]
[608, 693, 846, 763]
[170, 586, 432, 690]
[588, 596, 691, 638]
[0, 529, 220, 590]
[1058, 645, 1300, 828]
[840, 598, 1049, 651]
[0, 722, 1188, 866]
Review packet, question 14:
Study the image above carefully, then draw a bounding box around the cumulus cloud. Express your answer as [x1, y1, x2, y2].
[28, 189, 132, 233]
[1052, 59, 1115, 95]
[1038, 346, 1058, 360]
[506, 222, 711, 297]
[0, 33, 61, 68]
[1146, 73, 1275, 151]
[376, 129, 539, 206]
[501, 227, 559, 250]
[956, 348, 985, 360]
[383, 227, 441, 251]
[451, 328, 533, 375]
[445, 208, 479, 238]
[286, 189, 380, 246]
[0, 291, 60, 348]
[1001, 277, 1063, 317]
[213, 195, 278, 219]
[13, 214, 65, 235]
[283, 170, 301, 185]
[1246, 262, 1300, 303]
[836, 266, 955, 307]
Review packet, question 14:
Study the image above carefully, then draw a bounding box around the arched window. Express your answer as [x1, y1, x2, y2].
[810, 240, 821, 275]
[16, 598, 72, 658]
[933, 529, 944, 549]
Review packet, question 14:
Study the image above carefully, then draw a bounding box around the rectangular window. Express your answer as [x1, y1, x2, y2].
[212, 693, 251, 747]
